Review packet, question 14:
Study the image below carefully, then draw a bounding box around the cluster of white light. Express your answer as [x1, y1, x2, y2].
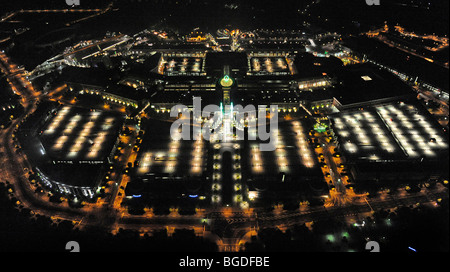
[53, 135, 69, 150]
[87, 132, 107, 159]
[211, 142, 222, 204]
[299, 80, 328, 89]
[276, 58, 287, 69]
[68, 136, 85, 158]
[164, 139, 179, 173]
[250, 143, 264, 173]
[49, 110, 114, 160]
[252, 58, 261, 72]
[45, 106, 71, 135]
[291, 121, 315, 168]
[251, 57, 289, 74]
[264, 58, 274, 73]
[80, 121, 95, 137]
[180, 58, 188, 72]
[232, 143, 243, 205]
[376, 103, 448, 158]
[63, 115, 81, 135]
[190, 134, 204, 174]
[192, 58, 201, 72]
[333, 110, 398, 158]
[102, 117, 115, 130]
[248, 125, 258, 140]
[138, 152, 153, 175]
[274, 129, 289, 173]
[166, 59, 176, 72]
[164, 57, 203, 74]
[51, 114, 81, 151]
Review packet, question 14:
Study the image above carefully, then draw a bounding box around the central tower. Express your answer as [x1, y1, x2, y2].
[219, 65, 235, 106]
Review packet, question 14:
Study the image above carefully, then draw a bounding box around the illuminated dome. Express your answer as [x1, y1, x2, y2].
[220, 75, 234, 87]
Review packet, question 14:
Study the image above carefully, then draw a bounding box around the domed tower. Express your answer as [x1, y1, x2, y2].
[219, 65, 236, 106]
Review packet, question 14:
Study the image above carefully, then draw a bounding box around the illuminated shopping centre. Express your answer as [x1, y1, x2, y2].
[12, 25, 448, 212]
[1, 0, 448, 254]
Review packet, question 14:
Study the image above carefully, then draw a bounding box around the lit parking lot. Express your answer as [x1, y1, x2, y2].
[291, 121, 315, 168]
[136, 121, 207, 176]
[331, 109, 401, 160]
[249, 57, 291, 75]
[331, 102, 448, 160]
[376, 102, 448, 158]
[159, 56, 205, 76]
[247, 120, 318, 175]
[40, 106, 124, 162]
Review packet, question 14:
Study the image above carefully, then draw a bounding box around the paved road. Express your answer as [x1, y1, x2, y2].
[108, 186, 448, 239]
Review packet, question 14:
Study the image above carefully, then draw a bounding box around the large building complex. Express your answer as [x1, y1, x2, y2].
[0, 0, 448, 254]
[17, 102, 125, 199]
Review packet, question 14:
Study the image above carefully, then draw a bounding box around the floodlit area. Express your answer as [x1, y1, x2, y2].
[275, 129, 290, 173]
[40, 106, 124, 162]
[376, 102, 449, 158]
[331, 109, 402, 160]
[158, 55, 206, 76]
[250, 143, 264, 174]
[133, 117, 321, 208]
[331, 102, 449, 161]
[247, 120, 318, 176]
[291, 121, 316, 168]
[249, 57, 292, 75]
[136, 121, 207, 176]
[190, 136, 205, 174]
